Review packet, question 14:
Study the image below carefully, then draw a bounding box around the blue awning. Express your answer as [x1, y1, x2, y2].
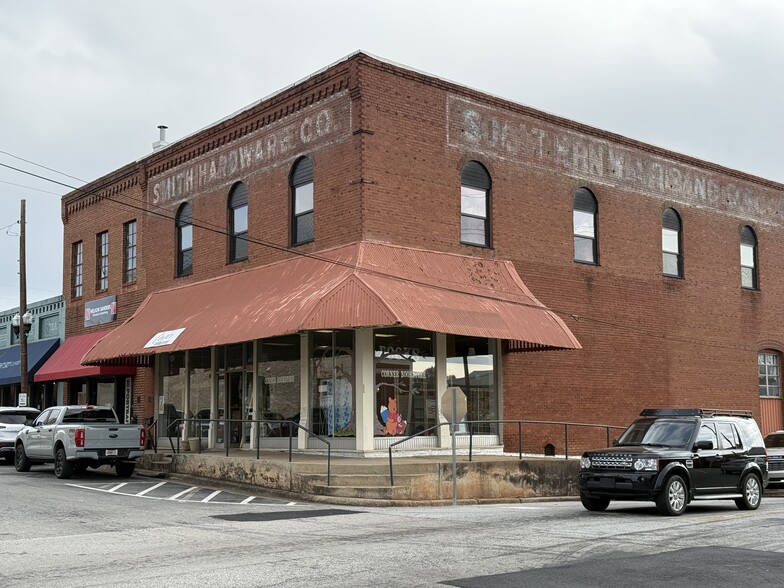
[0, 338, 60, 386]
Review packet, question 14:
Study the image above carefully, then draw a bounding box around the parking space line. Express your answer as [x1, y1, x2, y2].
[136, 481, 166, 496]
[202, 490, 221, 503]
[107, 482, 128, 493]
[241, 496, 256, 504]
[168, 486, 199, 500]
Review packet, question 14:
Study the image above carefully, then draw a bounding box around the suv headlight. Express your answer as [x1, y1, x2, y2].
[633, 458, 658, 471]
[580, 456, 591, 469]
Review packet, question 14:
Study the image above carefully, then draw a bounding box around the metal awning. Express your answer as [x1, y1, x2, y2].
[0, 338, 60, 385]
[83, 241, 580, 365]
[33, 329, 137, 382]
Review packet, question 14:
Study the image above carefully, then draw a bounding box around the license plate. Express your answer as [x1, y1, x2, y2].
[105, 449, 118, 456]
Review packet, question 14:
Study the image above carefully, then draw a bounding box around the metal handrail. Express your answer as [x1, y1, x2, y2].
[145, 418, 158, 453]
[164, 417, 332, 486]
[387, 419, 627, 486]
[464, 419, 627, 461]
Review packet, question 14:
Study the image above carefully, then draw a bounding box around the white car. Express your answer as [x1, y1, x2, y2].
[765, 430, 784, 485]
[0, 407, 40, 464]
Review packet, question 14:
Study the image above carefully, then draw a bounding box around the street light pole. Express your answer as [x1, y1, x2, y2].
[19, 199, 28, 403]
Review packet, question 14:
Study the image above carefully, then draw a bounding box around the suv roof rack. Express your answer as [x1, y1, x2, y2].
[640, 408, 753, 418]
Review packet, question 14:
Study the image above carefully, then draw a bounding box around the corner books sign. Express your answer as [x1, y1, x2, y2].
[84, 295, 117, 327]
[144, 328, 186, 349]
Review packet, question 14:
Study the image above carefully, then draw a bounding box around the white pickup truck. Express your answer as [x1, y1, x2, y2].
[14, 405, 145, 479]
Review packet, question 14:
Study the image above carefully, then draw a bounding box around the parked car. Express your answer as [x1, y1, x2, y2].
[15, 405, 145, 479]
[0, 407, 40, 464]
[579, 408, 768, 516]
[764, 430, 784, 486]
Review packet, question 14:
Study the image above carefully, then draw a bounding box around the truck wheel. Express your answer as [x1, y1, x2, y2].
[116, 461, 135, 478]
[580, 493, 610, 511]
[735, 473, 761, 510]
[656, 474, 687, 516]
[15, 443, 32, 472]
[54, 447, 73, 479]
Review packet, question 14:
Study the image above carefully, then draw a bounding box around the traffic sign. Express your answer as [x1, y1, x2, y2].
[441, 387, 467, 423]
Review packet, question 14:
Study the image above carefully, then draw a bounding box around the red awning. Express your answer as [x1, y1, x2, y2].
[34, 329, 137, 381]
[83, 241, 580, 365]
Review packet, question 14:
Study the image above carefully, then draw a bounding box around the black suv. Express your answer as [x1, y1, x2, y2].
[579, 409, 768, 516]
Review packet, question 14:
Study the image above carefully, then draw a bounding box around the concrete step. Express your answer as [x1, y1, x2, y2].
[300, 472, 425, 487]
[309, 483, 440, 501]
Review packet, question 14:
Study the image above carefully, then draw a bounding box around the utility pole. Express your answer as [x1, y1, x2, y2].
[19, 199, 28, 402]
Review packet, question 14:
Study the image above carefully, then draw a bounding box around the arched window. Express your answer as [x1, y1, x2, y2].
[740, 225, 758, 289]
[291, 157, 314, 245]
[662, 208, 682, 277]
[176, 202, 193, 277]
[228, 182, 249, 262]
[460, 161, 491, 247]
[573, 188, 597, 264]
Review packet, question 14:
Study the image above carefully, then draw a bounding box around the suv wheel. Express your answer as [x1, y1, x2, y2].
[735, 473, 761, 510]
[656, 474, 687, 516]
[580, 493, 610, 512]
[14, 443, 32, 472]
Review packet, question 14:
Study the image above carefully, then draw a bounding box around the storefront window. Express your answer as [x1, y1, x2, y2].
[311, 330, 354, 437]
[189, 348, 212, 437]
[375, 328, 436, 436]
[160, 351, 185, 437]
[257, 335, 300, 437]
[447, 335, 498, 434]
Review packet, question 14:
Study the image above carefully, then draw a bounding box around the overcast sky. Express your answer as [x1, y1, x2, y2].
[1, 0, 783, 310]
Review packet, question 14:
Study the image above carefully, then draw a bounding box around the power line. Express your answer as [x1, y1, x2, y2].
[0, 153, 759, 354]
[0, 150, 87, 183]
[0, 179, 64, 196]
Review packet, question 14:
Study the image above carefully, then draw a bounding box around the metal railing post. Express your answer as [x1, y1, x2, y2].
[518, 422, 522, 460]
[389, 446, 394, 486]
[468, 422, 474, 462]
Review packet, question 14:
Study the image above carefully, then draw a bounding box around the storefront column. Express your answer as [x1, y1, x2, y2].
[435, 333, 450, 448]
[209, 347, 217, 448]
[298, 333, 309, 450]
[250, 340, 258, 450]
[354, 328, 374, 451]
[182, 351, 190, 443]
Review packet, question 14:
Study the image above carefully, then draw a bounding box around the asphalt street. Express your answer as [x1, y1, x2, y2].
[2, 462, 784, 587]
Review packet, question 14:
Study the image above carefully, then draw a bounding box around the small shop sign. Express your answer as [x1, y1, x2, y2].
[84, 295, 117, 327]
[144, 328, 186, 349]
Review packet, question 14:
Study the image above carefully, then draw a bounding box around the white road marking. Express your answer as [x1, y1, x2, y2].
[168, 486, 199, 500]
[201, 490, 222, 503]
[241, 496, 256, 504]
[136, 481, 166, 496]
[107, 482, 128, 493]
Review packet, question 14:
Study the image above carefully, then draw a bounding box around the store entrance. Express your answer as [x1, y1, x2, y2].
[221, 370, 253, 448]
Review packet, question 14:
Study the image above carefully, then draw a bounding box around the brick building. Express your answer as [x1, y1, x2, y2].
[42, 52, 784, 455]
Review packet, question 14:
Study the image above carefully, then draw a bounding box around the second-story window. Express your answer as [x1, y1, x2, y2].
[228, 183, 249, 262]
[460, 161, 491, 247]
[573, 188, 598, 264]
[72, 241, 83, 298]
[176, 203, 193, 277]
[740, 225, 758, 289]
[291, 157, 314, 245]
[96, 231, 109, 290]
[662, 208, 683, 277]
[124, 220, 137, 284]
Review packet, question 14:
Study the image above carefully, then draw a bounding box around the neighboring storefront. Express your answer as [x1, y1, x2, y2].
[0, 338, 61, 408]
[34, 329, 137, 422]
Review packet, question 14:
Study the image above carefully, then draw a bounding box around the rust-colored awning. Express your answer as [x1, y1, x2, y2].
[83, 241, 580, 365]
[34, 329, 136, 381]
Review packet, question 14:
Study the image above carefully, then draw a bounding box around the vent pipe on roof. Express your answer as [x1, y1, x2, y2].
[152, 125, 169, 151]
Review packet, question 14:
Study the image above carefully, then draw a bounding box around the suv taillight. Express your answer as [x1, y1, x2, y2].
[75, 428, 85, 448]
[139, 428, 145, 447]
